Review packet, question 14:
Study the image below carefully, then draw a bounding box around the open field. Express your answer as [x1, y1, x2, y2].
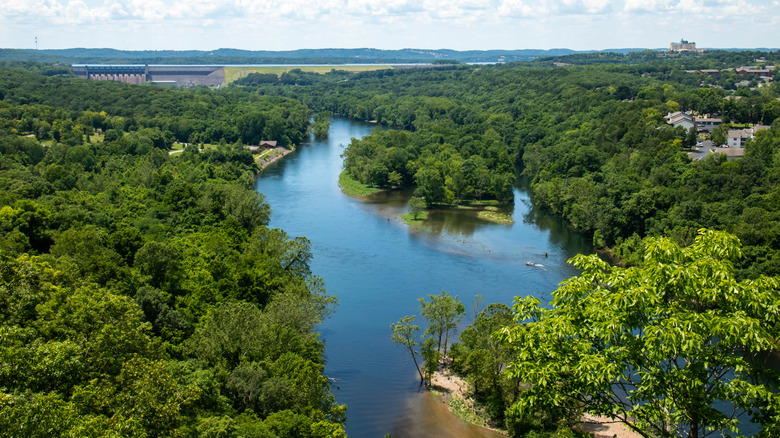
[224, 65, 394, 83]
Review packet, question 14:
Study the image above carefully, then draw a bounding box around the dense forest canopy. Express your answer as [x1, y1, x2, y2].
[3, 49, 780, 437]
[0, 67, 345, 437]
[235, 52, 780, 278]
[0, 68, 311, 147]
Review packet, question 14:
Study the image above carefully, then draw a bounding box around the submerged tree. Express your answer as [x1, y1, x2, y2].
[498, 229, 780, 438]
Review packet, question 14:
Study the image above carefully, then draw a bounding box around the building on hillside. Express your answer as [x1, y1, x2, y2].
[727, 126, 770, 148]
[696, 116, 722, 132]
[736, 67, 774, 77]
[667, 111, 695, 130]
[259, 141, 278, 148]
[669, 39, 705, 53]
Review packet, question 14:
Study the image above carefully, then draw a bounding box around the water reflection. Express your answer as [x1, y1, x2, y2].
[392, 391, 507, 438]
[256, 118, 592, 437]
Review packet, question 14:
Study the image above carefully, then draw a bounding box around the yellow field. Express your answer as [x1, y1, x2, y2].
[224, 65, 394, 83]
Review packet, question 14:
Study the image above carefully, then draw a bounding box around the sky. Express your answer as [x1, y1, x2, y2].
[0, 0, 778, 51]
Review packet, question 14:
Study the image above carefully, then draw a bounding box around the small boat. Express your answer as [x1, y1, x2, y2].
[526, 261, 535, 266]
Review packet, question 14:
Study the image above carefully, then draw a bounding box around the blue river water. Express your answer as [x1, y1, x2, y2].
[255, 118, 593, 437]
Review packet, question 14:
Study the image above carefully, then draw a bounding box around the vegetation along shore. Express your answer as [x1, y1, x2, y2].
[1, 47, 780, 437]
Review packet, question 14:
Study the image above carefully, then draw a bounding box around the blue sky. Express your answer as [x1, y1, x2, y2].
[0, 0, 777, 51]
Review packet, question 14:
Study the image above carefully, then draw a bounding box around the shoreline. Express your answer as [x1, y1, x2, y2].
[430, 368, 508, 436]
[256, 146, 294, 171]
[431, 367, 641, 438]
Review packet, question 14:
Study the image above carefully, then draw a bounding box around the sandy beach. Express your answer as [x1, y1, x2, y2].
[431, 368, 642, 438]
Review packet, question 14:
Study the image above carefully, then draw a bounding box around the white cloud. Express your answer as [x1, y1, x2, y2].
[497, 0, 542, 16]
[0, 0, 776, 50]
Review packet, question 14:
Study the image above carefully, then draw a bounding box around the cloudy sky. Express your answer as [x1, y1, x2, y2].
[0, 0, 777, 51]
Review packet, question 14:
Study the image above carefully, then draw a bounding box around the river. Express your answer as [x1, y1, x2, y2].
[254, 118, 593, 437]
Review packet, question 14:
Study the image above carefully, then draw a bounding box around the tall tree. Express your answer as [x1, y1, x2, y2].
[391, 315, 424, 383]
[498, 230, 780, 438]
[418, 290, 466, 357]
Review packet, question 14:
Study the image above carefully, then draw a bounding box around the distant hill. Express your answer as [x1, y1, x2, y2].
[0, 47, 659, 64]
[1, 47, 775, 66]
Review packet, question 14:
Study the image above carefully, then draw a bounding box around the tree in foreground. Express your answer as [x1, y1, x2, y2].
[498, 229, 780, 438]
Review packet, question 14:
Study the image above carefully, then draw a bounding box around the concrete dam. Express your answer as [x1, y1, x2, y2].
[71, 64, 225, 87]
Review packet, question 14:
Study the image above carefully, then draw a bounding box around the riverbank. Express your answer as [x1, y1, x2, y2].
[430, 368, 507, 435]
[256, 146, 293, 171]
[431, 367, 641, 438]
[254, 117, 593, 436]
[337, 170, 384, 198]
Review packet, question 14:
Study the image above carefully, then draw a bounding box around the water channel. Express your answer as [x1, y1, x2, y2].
[254, 118, 593, 437]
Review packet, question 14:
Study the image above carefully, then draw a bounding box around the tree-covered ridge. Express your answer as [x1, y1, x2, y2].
[0, 47, 648, 65]
[0, 68, 345, 437]
[0, 68, 311, 147]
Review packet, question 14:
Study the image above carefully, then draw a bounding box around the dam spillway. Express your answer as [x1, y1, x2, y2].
[71, 64, 225, 87]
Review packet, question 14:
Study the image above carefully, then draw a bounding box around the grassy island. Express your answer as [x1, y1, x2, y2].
[477, 207, 514, 225]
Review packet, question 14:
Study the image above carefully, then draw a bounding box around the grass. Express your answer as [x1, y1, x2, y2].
[445, 393, 495, 430]
[224, 65, 394, 83]
[401, 211, 429, 226]
[169, 143, 219, 156]
[338, 170, 383, 198]
[463, 199, 501, 206]
[477, 210, 514, 225]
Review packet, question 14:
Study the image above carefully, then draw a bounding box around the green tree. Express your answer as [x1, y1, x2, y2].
[685, 126, 698, 148]
[418, 291, 465, 357]
[711, 124, 728, 146]
[313, 111, 331, 140]
[407, 196, 426, 220]
[391, 315, 424, 383]
[420, 337, 440, 386]
[498, 230, 780, 437]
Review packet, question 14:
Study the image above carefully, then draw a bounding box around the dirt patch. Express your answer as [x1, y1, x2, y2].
[430, 368, 507, 435]
[256, 146, 293, 171]
[579, 414, 643, 438]
[432, 367, 642, 438]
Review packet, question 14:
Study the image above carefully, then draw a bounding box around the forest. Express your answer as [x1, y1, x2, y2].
[2, 49, 780, 437]
[234, 52, 780, 436]
[236, 51, 780, 279]
[0, 67, 345, 437]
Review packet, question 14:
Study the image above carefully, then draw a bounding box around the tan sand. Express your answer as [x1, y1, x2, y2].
[432, 367, 643, 438]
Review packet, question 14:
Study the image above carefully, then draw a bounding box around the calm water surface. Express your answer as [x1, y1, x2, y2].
[255, 119, 592, 437]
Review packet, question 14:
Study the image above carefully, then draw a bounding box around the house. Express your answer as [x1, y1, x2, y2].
[695, 116, 722, 132]
[666, 111, 695, 130]
[259, 141, 278, 148]
[727, 126, 770, 148]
